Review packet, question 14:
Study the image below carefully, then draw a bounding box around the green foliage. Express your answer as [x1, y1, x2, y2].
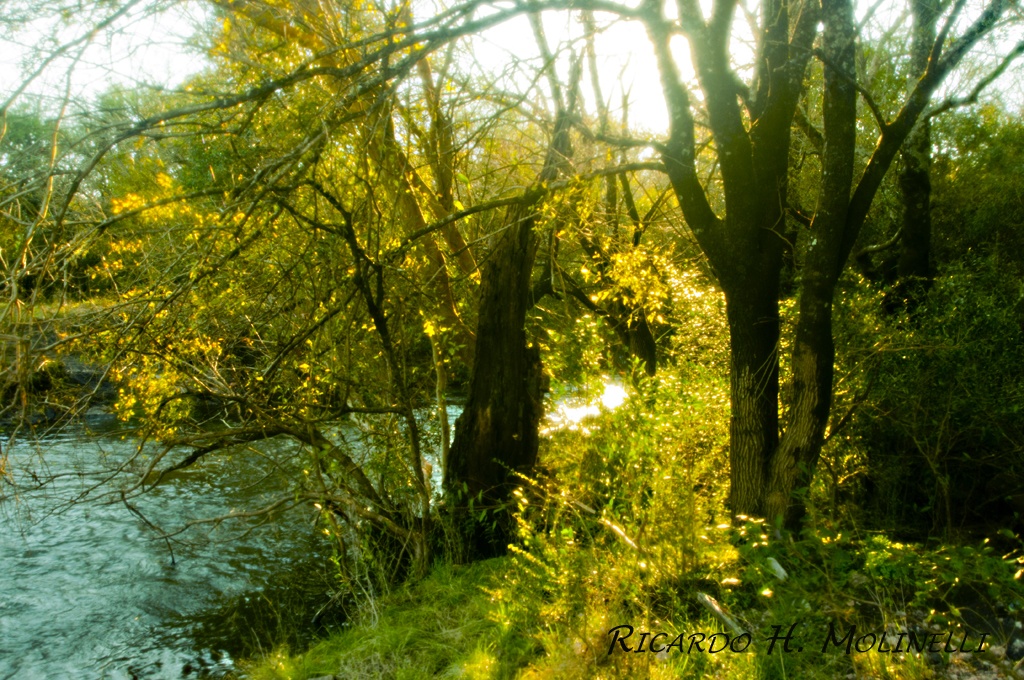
[5, 3, 1024, 677]
[732, 522, 1024, 679]
[932, 110, 1024, 275]
[810, 107, 1024, 538]
[223, 257, 1023, 677]
[477, 360, 732, 678]
[839, 259, 1024, 535]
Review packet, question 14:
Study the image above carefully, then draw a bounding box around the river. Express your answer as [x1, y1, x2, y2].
[0, 413, 339, 680]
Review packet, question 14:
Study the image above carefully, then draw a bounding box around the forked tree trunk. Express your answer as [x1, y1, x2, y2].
[762, 0, 856, 528]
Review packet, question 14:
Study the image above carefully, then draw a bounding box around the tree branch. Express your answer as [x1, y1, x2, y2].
[926, 38, 1024, 118]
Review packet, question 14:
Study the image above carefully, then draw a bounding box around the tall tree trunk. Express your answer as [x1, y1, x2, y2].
[445, 108, 574, 557]
[762, 0, 856, 528]
[764, 277, 837, 527]
[723, 277, 781, 518]
[365, 112, 476, 366]
[895, 0, 940, 304]
[444, 198, 545, 557]
[649, 0, 1011, 530]
[897, 122, 933, 289]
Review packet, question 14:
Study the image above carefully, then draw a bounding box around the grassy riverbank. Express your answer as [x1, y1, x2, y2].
[238, 371, 1024, 680]
[238, 536, 1024, 680]
[238, 559, 526, 679]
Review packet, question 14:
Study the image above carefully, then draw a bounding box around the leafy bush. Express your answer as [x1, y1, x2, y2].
[732, 521, 1024, 679]
[844, 262, 1024, 536]
[482, 361, 734, 678]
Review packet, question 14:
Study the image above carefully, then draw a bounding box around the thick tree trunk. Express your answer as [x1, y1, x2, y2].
[761, 0, 855, 528]
[724, 254, 840, 529]
[895, 1, 940, 303]
[644, 0, 1009, 532]
[444, 199, 545, 557]
[723, 282, 781, 519]
[897, 127, 932, 283]
[895, 123, 933, 304]
[445, 98, 573, 557]
[765, 279, 837, 527]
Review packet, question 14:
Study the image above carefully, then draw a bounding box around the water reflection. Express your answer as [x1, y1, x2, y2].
[0, 380, 628, 678]
[543, 379, 628, 434]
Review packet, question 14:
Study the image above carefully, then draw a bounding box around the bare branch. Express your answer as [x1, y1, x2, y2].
[926, 38, 1024, 117]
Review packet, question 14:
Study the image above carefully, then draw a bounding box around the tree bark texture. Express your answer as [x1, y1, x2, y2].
[445, 110, 573, 557]
[444, 199, 545, 556]
[724, 285, 781, 518]
[896, 0, 940, 301]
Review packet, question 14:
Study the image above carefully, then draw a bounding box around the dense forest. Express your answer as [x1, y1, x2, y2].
[2, 0, 1024, 678]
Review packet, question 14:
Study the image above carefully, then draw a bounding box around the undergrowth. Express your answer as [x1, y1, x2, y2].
[238, 558, 534, 680]
[241, 310, 1024, 679]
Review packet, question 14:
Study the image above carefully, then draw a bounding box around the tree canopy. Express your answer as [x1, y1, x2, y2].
[3, 0, 1023, 569]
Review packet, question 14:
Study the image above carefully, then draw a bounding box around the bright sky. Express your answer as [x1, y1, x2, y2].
[0, 1, 209, 110]
[2, 1, 1019, 131]
[472, 10, 672, 134]
[0, 1, 675, 132]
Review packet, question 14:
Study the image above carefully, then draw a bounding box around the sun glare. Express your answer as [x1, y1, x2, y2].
[600, 382, 628, 410]
[469, 10, 672, 134]
[544, 378, 629, 434]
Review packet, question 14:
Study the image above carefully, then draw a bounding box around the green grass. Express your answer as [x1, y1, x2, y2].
[238, 558, 538, 680]
[237, 521, 1024, 680]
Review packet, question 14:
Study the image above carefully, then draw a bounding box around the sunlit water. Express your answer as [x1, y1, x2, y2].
[0, 415, 336, 680]
[542, 379, 628, 434]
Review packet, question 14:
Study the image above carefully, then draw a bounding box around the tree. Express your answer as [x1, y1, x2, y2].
[443, 35, 579, 555]
[895, 0, 941, 302]
[892, 1, 1022, 307]
[639, 0, 1021, 527]
[4, 0, 633, 570]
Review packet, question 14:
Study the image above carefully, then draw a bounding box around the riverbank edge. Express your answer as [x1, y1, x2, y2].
[237, 557, 528, 679]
